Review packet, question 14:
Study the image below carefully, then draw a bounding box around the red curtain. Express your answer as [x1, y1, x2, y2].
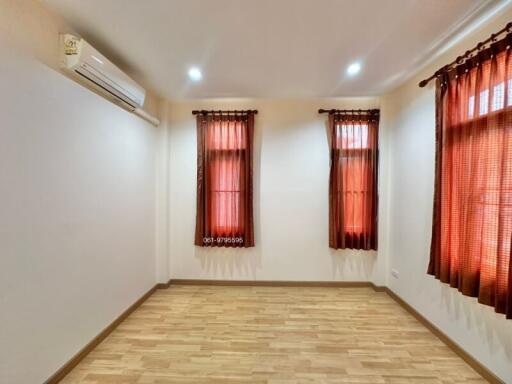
[328, 111, 379, 250]
[195, 112, 255, 247]
[429, 38, 512, 319]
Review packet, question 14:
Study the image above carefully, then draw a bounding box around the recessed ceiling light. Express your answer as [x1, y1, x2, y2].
[346, 62, 361, 76]
[188, 67, 202, 81]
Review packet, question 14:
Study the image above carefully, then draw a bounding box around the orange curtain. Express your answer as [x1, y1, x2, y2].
[328, 110, 379, 250]
[195, 112, 255, 248]
[428, 38, 512, 318]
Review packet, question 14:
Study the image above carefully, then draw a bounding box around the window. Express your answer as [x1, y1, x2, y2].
[208, 129, 244, 237]
[479, 88, 489, 115]
[467, 80, 511, 119]
[509, 79, 512, 106]
[328, 112, 379, 250]
[194, 112, 255, 248]
[468, 95, 475, 118]
[340, 124, 370, 234]
[340, 123, 368, 148]
[429, 46, 512, 319]
[491, 82, 505, 112]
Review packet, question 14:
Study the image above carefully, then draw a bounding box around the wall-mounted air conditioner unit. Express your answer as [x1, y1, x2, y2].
[60, 34, 159, 126]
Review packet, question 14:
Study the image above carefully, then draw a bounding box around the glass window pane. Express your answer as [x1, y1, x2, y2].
[339, 124, 369, 148]
[508, 79, 512, 106]
[479, 89, 489, 115]
[468, 95, 475, 118]
[492, 82, 504, 112]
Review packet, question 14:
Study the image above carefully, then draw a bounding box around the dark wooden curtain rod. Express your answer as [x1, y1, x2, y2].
[419, 22, 512, 88]
[192, 109, 258, 115]
[318, 108, 379, 115]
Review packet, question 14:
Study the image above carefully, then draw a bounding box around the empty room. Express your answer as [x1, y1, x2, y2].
[2, 0, 512, 383]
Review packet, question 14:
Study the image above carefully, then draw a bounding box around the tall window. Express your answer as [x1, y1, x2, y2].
[328, 110, 379, 250]
[195, 111, 255, 247]
[429, 42, 512, 319]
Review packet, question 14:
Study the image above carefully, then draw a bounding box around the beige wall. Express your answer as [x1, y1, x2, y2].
[382, 6, 512, 383]
[167, 98, 390, 285]
[0, 1, 163, 383]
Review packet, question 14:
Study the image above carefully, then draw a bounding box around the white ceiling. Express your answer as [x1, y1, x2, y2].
[45, 0, 504, 99]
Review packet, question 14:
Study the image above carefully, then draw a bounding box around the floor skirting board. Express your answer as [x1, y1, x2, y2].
[45, 279, 503, 384]
[168, 279, 373, 287]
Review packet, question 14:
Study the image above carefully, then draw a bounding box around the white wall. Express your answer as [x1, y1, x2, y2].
[0, 1, 162, 383]
[383, 6, 512, 383]
[168, 98, 389, 284]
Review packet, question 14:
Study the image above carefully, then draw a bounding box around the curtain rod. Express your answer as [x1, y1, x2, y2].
[318, 109, 379, 114]
[419, 22, 512, 88]
[192, 109, 258, 115]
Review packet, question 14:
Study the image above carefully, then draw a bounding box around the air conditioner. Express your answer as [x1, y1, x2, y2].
[60, 34, 158, 125]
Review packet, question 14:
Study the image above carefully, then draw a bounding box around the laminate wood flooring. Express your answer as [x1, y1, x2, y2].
[60, 285, 486, 383]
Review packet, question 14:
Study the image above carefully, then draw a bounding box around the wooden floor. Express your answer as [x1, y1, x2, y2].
[61, 285, 486, 383]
